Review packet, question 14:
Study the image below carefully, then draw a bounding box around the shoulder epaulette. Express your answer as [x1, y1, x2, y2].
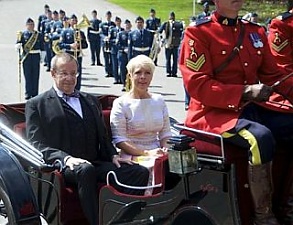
[240, 18, 261, 27]
[276, 12, 293, 21]
[195, 17, 212, 26]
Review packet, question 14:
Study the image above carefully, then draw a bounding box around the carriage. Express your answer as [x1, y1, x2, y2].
[0, 94, 291, 225]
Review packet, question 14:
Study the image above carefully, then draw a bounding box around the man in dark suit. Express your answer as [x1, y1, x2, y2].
[25, 53, 149, 225]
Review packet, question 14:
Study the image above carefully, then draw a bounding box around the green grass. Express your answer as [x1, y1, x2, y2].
[108, 0, 287, 25]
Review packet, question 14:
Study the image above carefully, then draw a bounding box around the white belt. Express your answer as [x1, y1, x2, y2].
[133, 47, 150, 52]
[29, 50, 41, 54]
[89, 30, 100, 34]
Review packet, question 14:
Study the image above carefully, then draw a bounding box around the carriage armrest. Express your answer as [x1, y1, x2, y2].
[107, 171, 162, 190]
[174, 124, 225, 166]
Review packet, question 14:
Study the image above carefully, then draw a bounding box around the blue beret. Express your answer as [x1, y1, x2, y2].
[135, 16, 144, 22]
[115, 16, 121, 22]
[70, 14, 77, 20]
[26, 18, 34, 24]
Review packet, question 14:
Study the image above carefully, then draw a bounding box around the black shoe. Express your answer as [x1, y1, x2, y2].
[91, 63, 95, 66]
[25, 96, 31, 100]
[121, 87, 126, 92]
[185, 105, 189, 111]
[43, 63, 47, 67]
[105, 74, 112, 78]
[46, 68, 50, 72]
[172, 74, 178, 77]
[97, 63, 103, 66]
[154, 62, 158, 66]
[113, 81, 119, 84]
[167, 74, 172, 77]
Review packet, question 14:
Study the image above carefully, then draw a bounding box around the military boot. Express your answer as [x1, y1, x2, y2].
[248, 162, 280, 225]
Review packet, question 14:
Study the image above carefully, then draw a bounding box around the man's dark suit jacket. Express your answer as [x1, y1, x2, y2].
[25, 87, 117, 164]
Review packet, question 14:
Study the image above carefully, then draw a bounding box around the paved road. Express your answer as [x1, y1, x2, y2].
[0, 0, 186, 123]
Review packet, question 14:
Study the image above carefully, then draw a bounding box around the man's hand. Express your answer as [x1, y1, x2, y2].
[242, 84, 273, 102]
[112, 155, 133, 168]
[65, 156, 91, 170]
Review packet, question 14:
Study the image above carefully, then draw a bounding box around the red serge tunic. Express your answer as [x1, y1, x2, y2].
[179, 12, 293, 134]
[268, 12, 293, 74]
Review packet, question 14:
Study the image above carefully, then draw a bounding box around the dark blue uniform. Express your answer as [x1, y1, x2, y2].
[59, 27, 88, 90]
[17, 30, 43, 99]
[116, 29, 130, 86]
[41, 18, 53, 70]
[128, 29, 153, 60]
[146, 17, 161, 32]
[87, 18, 102, 65]
[100, 21, 115, 76]
[51, 20, 63, 33]
[109, 26, 124, 83]
[159, 20, 184, 76]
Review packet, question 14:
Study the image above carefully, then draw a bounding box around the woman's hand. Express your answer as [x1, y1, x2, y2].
[144, 147, 168, 157]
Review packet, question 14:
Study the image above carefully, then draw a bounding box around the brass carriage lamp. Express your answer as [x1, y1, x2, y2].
[167, 135, 198, 174]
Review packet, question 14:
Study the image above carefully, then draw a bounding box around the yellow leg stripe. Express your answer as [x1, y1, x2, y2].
[222, 129, 262, 165]
[222, 131, 236, 138]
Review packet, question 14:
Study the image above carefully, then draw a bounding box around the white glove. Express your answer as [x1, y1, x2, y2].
[40, 51, 46, 63]
[15, 43, 22, 51]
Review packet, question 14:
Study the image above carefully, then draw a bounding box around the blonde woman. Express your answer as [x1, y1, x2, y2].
[110, 55, 173, 194]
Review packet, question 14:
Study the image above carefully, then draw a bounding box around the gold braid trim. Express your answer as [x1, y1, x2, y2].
[22, 31, 39, 61]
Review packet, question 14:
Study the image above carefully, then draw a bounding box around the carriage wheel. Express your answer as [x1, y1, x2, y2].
[170, 206, 219, 225]
[0, 185, 42, 225]
[0, 185, 17, 225]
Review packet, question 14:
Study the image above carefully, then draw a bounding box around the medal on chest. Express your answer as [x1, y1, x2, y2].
[249, 33, 263, 48]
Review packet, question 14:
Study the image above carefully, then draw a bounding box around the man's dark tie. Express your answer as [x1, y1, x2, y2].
[140, 29, 143, 42]
[63, 90, 80, 101]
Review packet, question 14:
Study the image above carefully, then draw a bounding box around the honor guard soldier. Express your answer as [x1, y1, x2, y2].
[41, 9, 53, 71]
[51, 11, 64, 57]
[59, 9, 68, 22]
[159, 11, 184, 77]
[197, 2, 211, 20]
[268, 4, 293, 74]
[15, 18, 43, 100]
[51, 11, 63, 36]
[128, 16, 153, 60]
[59, 14, 88, 90]
[87, 10, 102, 66]
[100, 11, 116, 77]
[116, 19, 132, 91]
[179, 0, 293, 224]
[146, 9, 161, 65]
[37, 4, 50, 32]
[109, 16, 124, 84]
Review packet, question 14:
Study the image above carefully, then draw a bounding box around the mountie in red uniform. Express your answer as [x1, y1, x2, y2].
[179, 11, 293, 135]
[179, 11, 293, 225]
[268, 11, 293, 74]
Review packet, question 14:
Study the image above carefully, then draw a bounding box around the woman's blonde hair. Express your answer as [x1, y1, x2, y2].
[126, 55, 155, 75]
